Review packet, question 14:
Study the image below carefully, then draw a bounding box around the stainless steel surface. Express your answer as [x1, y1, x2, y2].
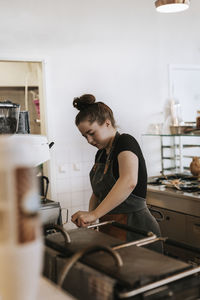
[118, 266, 200, 299]
[40, 200, 61, 225]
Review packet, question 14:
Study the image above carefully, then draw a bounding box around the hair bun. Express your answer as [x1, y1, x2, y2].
[73, 94, 96, 111]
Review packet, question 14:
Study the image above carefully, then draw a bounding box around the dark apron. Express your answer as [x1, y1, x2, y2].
[90, 132, 162, 253]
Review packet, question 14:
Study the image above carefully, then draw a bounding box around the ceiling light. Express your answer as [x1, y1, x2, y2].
[155, 0, 190, 13]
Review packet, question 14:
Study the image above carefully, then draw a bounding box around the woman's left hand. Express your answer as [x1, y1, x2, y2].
[71, 210, 97, 227]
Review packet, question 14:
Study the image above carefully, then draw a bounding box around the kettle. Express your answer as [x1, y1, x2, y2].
[190, 157, 200, 177]
[38, 175, 49, 202]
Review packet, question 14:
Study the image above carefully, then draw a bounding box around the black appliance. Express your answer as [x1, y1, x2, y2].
[16, 111, 30, 134]
[0, 100, 20, 133]
[43, 222, 200, 299]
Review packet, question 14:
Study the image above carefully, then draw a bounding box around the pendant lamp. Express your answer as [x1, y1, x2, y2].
[155, 0, 190, 13]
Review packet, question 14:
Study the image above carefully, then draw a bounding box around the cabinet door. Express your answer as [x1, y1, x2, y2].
[149, 206, 187, 243]
[186, 215, 200, 248]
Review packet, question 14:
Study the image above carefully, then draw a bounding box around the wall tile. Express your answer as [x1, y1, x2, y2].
[71, 191, 84, 207]
[70, 176, 83, 192]
[56, 177, 71, 193]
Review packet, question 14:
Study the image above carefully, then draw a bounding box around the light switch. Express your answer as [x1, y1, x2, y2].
[58, 165, 66, 173]
[73, 163, 80, 171]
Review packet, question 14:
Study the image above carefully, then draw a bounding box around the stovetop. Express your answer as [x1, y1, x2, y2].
[148, 173, 200, 193]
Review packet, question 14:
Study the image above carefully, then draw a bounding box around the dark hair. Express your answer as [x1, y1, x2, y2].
[73, 94, 116, 128]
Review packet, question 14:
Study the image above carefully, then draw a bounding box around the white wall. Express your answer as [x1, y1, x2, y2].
[0, 0, 200, 227]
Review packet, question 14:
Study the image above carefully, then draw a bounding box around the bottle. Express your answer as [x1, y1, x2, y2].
[0, 135, 43, 300]
[196, 110, 200, 129]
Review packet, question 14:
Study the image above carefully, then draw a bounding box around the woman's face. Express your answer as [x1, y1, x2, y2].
[78, 119, 114, 150]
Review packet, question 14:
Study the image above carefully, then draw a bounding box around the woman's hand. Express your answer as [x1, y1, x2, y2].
[71, 210, 98, 227]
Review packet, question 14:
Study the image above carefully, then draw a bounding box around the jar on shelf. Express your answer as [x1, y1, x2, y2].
[190, 157, 200, 177]
[196, 110, 200, 129]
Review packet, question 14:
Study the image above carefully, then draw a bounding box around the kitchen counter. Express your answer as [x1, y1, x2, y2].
[38, 277, 75, 300]
[148, 184, 200, 199]
[147, 184, 200, 251]
[147, 184, 200, 217]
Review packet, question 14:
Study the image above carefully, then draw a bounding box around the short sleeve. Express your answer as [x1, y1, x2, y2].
[114, 134, 141, 158]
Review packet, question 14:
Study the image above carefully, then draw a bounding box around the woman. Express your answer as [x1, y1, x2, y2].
[71, 94, 162, 252]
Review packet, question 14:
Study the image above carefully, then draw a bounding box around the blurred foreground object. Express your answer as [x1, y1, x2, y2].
[0, 135, 50, 300]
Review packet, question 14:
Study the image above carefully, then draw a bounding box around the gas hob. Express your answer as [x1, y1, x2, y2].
[148, 173, 200, 193]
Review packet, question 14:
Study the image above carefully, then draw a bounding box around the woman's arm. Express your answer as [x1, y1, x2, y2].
[71, 151, 138, 227]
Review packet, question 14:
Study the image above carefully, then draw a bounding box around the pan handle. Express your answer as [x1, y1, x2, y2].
[44, 224, 71, 245]
[58, 245, 123, 287]
[87, 220, 115, 229]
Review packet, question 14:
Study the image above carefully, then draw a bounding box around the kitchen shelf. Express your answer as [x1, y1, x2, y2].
[143, 134, 200, 174]
[162, 156, 179, 160]
[0, 86, 40, 134]
[183, 145, 200, 148]
[144, 133, 200, 137]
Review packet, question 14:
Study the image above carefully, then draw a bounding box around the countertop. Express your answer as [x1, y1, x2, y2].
[147, 184, 200, 217]
[147, 184, 200, 201]
[38, 277, 76, 300]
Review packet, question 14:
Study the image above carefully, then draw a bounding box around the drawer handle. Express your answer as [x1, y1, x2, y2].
[149, 208, 164, 222]
[194, 223, 200, 227]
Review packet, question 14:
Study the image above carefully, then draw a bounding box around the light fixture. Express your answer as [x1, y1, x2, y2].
[155, 0, 190, 13]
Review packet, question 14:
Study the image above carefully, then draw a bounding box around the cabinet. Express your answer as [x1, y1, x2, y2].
[186, 215, 200, 247]
[143, 134, 200, 174]
[148, 206, 187, 243]
[147, 187, 200, 263]
[0, 60, 45, 135]
[148, 205, 200, 248]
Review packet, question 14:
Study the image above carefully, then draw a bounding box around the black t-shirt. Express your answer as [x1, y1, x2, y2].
[95, 133, 147, 198]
